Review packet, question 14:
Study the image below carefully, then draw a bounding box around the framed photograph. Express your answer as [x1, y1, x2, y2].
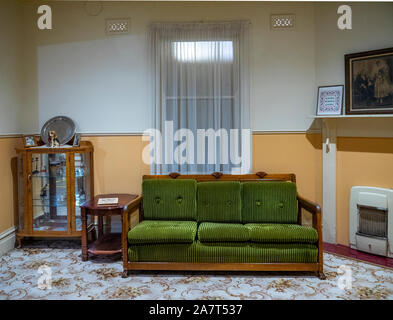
[23, 135, 37, 148]
[316, 85, 344, 116]
[72, 133, 81, 147]
[345, 47, 393, 114]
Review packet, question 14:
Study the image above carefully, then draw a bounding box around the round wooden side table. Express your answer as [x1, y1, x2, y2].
[80, 194, 140, 261]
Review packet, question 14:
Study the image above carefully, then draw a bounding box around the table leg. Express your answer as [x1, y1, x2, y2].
[106, 216, 112, 232]
[81, 207, 88, 261]
[98, 216, 104, 238]
[121, 213, 128, 277]
[90, 224, 97, 242]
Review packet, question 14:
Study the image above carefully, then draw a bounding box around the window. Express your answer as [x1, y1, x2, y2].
[172, 41, 234, 62]
[149, 22, 251, 174]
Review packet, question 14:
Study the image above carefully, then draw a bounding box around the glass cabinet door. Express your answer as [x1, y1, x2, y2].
[74, 153, 91, 231]
[32, 153, 68, 232]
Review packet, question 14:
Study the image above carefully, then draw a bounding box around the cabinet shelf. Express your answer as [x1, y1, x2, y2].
[32, 174, 90, 179]
[32, 204, 68, 208]
[32, 174, 67, 179]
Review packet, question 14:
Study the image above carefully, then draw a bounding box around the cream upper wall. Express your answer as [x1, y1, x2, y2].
[0, 0, 24, 234]
[22, 1, 317, 134]
[315, 2, 393, 137]
[0, 0, 24, 134]
[3, 1, 393, 135]
[315, 2, 393, 86]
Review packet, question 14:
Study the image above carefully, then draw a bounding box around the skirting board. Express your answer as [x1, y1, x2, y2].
[0, 227, 16, 257]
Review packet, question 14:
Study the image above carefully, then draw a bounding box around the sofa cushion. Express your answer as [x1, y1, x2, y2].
[246, 223, 318, 244]
[142, 179, 197, 220]
[242, 181, 298, 223]
[198, 222, 249, 242]
[128, 241, 318, 263]
[128, 220, 197, 244]
[197, 181, 242, 223]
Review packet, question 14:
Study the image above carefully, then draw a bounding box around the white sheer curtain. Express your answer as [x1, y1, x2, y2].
[149, 21, 251, 174]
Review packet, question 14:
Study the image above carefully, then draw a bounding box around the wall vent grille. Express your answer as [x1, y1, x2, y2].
[270, 14, 296, 30]
[106, 18, 130, 35]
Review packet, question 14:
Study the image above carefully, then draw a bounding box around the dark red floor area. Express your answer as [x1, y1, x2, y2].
[324, 242, 393, 268]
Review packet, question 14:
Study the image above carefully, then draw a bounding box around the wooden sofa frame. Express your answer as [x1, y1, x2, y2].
[121, 171, 325, 279]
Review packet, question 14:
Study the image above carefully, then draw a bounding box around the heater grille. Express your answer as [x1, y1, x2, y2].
[357, 205, 388, 238]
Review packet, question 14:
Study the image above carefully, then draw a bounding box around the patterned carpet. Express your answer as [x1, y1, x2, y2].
[0, 240, 392, 300]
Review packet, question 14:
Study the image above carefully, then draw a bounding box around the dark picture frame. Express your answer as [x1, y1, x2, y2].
[345, 47, 393, 115]
[316, 85, 344, 116]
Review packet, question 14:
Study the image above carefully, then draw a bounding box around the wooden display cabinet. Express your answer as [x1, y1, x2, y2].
[15, 141, 94, 246]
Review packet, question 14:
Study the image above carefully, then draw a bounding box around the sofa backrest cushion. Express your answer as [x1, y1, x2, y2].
[142, 179, 197, 220]
[242, 181, 298, 223]
[197, 181, 242, 223]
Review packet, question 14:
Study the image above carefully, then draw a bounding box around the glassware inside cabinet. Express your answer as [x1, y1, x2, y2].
[32, 153, 68, 232]
[75, 153, 91, 231]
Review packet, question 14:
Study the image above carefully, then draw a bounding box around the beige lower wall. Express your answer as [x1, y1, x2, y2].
[252, 133, 322, 206]
[336, 137, 393, 246]
[83, 136, 151, 196]
[10, 133, 393, 249]
[0, 137, 22, 233]
[0, 133, 323, 234]
[85, 133, 323, 206]
[87, 133, 323, 226]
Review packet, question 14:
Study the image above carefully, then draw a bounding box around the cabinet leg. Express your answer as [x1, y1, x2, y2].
[15, 236, 22, 249]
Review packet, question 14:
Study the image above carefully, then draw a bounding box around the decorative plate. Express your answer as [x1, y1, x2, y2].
[40, 116, 76, 145]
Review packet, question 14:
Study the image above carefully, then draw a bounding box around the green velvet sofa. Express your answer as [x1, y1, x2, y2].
[122, 173, 324, 279]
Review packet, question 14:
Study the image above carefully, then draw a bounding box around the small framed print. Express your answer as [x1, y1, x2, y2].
[316, 85, 344, 116]
[72, 133, 81, 147]
[23, 135, 37, 148]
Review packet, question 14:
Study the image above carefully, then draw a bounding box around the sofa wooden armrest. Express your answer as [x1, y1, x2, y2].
[297, 194, 325, 279]
[297, 194, 321, 216]
[122, 195, 142, 277]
